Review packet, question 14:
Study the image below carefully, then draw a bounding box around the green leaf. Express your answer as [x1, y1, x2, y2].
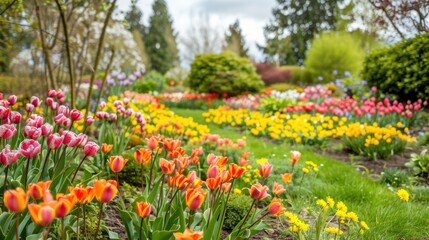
[152, 229, 176, 240]
[118, 209, 136, 239]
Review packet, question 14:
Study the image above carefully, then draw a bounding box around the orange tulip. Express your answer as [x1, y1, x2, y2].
[268, 198, 286, 216]
[204, 177, 222, 190]
[207, 165, 220, 179]
[229, 163, 246, 179]
[4, 187, 27, 212]
[101, 143, 113, 154]
[238, 157, 250, 166]
[259, 163, 273, 178]
[68, 184, 95, 204]
[28, 202, 56, 225]
[136, 201, 151, 218]
[168, 147, 185, 159]
[220, 170, 232, 183]
[221, 182, 231, 192]
[281, 173, 293, 184]
[28, 180, 52, 200]
[248, 183, 270, 200]
[290, 150, 301, 165]
[241, 151, 251, 159]
[272, 181, 285, 195]
[173, 228, 203, 240]
[94, 179, 118, 203]
[163, 138, 181, 152]
[108, 155, 128, 173]
[173, 174, 189, 190]
[214, 156, 228, 167]
[145, 136, 159, 150]
[176, 155, 190, 169]
[134, 148, 152, 165]
[206, 153, 217, 165]
[55, 193, 76, 218]
[159, 158, 175, 175]
[185, 187, 207, 210]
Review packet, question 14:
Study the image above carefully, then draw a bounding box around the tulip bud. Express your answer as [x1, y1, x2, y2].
[108, 155, 128, 172]
[45, 97, 54, 106]
[136, 202, 151, 218]
[8, 95, 17, 105]
[56, 90, 64, 99]
[4, 187, 27, 212]
[30, 96, 40, 107]
[259, 163, 273, 178]
[248, 183, 270, 200]
[85, 116, 94, 125]
[48, 89, 57, 97]
[83, 141, 99, 156]
[70, 109, 83, 121]
[101, 143, 113, 154]
[25, 103, 34, 112]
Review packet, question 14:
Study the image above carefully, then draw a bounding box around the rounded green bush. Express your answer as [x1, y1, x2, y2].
[188, 52, 263, 96]
[224, 193, 253, 230]
[132, 71, 165, 93]
[362, 32, 429, 101]
[305, 31, 365, 83]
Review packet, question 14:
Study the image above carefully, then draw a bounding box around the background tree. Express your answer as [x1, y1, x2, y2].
[260, 0, 343, 65]
[145, 0, 179, 74]
[125, 0, 150, 69]
[222, 20, 249, 58]
[181, 12, 222, 64]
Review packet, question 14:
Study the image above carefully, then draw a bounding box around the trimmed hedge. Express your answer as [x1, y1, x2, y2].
[188, 52, 263, 96]
[362, 33, 429, 100]
[255, 63, 314, 86]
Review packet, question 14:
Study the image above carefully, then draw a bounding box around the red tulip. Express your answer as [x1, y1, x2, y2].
[108, 155, 128, 173]
[259, 163, 273, 178]
[268, 198, 285, 216]
[229, 163, 246, 179]
[248, 183, 270, 200]
[70, 109, 83, 121]
[9, 111, 22, 124]
[136, 201, 151, 218]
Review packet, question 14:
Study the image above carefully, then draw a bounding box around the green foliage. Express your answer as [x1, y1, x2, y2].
[188, 52, 263, 96]
[260, 0, 341, 64]
[280, 66, 314, 85]
[132, 71, 165, 93]
[269, 83, 300, 92]
[0, 75, 46, 97]
[259, 96, 296, 114]
[362, 32, 429, 101]
[380, 168, 412, 187]
[305, 31, 365, 83]
[224, 193, 253, 231]
[223, 20, 249, 58]
[405, 150, 429, 178]
[145, 0, 179, 74]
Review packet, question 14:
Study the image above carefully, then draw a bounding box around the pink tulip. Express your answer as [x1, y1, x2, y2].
[45, 97, 54, 106]
[9, 111, 22, 124]
[83, 141, 99, 156]
[47, 133, 64, 150]
[56, 90, 64, 99]
[19, 139, 41, 158]
[57, 106, 69, 116]
[85, 116, 94, 125]
[24, 126, 42, 139]
[62, 131, 79, 147]
[76, 133, 88, 147]
[8, 95, 17, 105]
[0, 145, 20, 165]
[26, 114, 44, 128]
[70, 109, 83, 121]
[48, 89, 57, 97]
[0, 124, 17, 139]
[54, 113, 71, 127]
[30, 96, 40, 107]
[0, 106, 10, 119]
[41, 123, 53, 137]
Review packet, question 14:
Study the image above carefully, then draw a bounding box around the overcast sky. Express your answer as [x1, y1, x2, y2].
[117, 0, 277, 63]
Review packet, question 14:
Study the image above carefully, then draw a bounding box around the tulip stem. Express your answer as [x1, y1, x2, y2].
[217, 179, 235, 239]
[94, 203, 104, 240]
[188, 210, 195, 228]
[4, 165, 8, 193]
[24, 158, 31, 191]
[40, 148, 51, 181]
[76, 204, 80, 240]
[139, 217, 143, 240]
[156, 175, 165, 217]
[140, 165, 144, 192]
[116, 173, 125, 208]
[247, 212, 269, 229]
[61, 217, 64, 240]
[42, 227, 49, 240]
[83, 205, 88, 239]
[235, 199, 256, 238]
[71, 155, 88, 182]
[163, 189, 178, 229]
[148, 150, 159, 191]
[15, 213, 19, 240]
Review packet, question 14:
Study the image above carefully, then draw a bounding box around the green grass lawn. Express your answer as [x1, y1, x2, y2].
[172, 108, 429, 239]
